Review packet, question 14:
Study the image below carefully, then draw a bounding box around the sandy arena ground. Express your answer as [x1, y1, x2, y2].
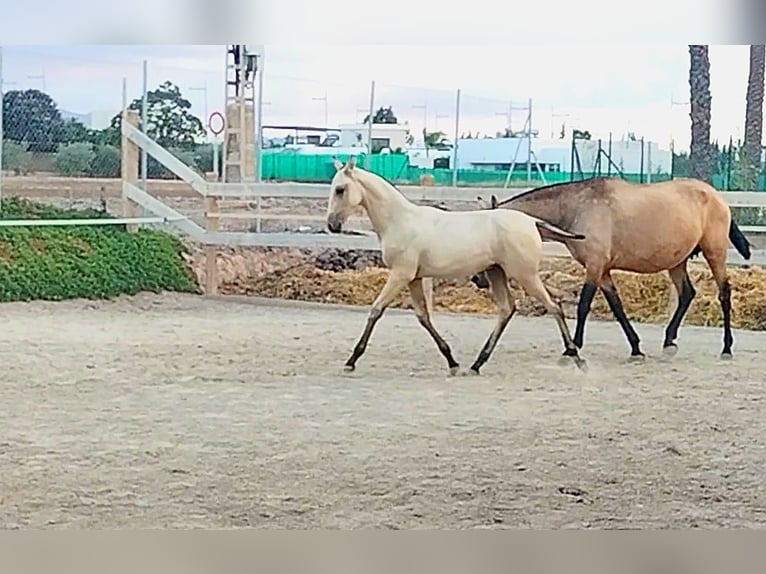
[1, 292, 766, 529]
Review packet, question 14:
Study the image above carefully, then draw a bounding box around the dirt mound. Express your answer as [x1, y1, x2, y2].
[186, 246, 766, 330]
[312, 249, 383, 272]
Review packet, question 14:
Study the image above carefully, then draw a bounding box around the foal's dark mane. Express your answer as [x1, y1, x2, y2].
[496, 176, 612, 207]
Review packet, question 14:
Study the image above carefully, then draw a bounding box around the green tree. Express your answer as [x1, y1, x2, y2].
[107, 80, 205, 150]
[742, 44, 765, 190]
[2, 89, 64, 152]
[59, 118, 103, 146]
[424, 130, 449, 149]
[363, 106, 398, 124]
[688, 45, 714, 183]
[55, 143, 95, 176]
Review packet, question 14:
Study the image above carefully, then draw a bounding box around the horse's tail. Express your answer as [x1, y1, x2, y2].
[729, 220, 751, 260]
[533, 218, 586, 243]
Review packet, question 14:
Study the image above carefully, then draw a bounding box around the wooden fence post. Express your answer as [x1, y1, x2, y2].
[205, 196, 219, 295]
[121, 109, 140, 233]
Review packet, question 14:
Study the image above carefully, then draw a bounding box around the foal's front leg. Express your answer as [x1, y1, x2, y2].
[344, 270, 411, 371]
[410, 278, 460, 375]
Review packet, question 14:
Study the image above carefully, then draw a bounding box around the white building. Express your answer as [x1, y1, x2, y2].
[338, 123, 410, 153]
[455, 136, 672, 176]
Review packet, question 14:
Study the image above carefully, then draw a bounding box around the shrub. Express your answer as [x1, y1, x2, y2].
[2, 141, 31, 175]
[54, 142, 95, 176]
[0, 198, 199, 301]
[88, 144, 121, 178]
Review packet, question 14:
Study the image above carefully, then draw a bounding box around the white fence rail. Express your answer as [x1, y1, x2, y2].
[194, 182, 766, 267]
[121, 112, 766, 294]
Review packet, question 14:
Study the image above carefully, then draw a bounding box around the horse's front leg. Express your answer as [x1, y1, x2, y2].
[344, 270, 412, 371]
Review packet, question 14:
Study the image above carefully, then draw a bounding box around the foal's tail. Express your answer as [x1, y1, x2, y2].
[729, 221, 751, 260]
[534, 219, 586, 244]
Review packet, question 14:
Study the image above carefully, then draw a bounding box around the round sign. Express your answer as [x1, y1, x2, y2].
[208, 111, 225, 136]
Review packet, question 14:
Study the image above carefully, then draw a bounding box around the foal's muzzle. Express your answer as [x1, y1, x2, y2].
[327, 214, 342, 233]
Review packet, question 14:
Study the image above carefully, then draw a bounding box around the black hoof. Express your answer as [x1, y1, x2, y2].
[628, 352, 646, 363]
[562, 348, 579, 357]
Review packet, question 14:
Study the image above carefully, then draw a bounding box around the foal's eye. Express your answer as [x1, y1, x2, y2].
[334, 185, 347, 196]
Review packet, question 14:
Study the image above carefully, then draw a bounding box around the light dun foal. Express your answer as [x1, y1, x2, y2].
[326, 156, 587, 375]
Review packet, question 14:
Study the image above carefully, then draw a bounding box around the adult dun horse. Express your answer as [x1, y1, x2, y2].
[470, 176, 751, 359]
[325, 156, 587, 375]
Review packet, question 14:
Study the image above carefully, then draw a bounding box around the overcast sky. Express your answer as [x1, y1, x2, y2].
[0, 44, 755, 151]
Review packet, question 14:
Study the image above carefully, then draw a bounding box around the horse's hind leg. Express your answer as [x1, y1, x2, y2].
[468, 266, 516, 375]
[409, 278, 460, 375]
[662, 262, 697, 356]
[701, 247, 734, 358]
[599, 272, 644, 359]
[516, 272, 586, 370]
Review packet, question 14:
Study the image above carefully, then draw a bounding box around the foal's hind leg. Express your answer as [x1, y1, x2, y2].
[410, 278, 460, 375]
[469, 267, 516, 375]
[515, 272, 586, 370]
[662, 262, 697, 356]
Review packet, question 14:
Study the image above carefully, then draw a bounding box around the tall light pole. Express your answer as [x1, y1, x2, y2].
[27, 69, 45, 92]
[189, 80, 209, 140]
[550, 107, 570, 139]
[495, 100, 513, 133]
[413, 101, 428, 156]
[312, 93, 328, 127]
[670, 95, 689, 147]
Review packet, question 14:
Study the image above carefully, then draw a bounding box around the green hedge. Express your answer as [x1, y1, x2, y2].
[0, 198, 199, 302]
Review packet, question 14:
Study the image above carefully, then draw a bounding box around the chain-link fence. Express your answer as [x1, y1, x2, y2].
[1, 44, 764, 205]
[0, 46, 221, 202]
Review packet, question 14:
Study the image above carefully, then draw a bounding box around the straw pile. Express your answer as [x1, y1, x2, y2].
[187, 247, 766, 331]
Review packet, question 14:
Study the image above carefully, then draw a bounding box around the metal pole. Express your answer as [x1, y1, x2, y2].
[607, 132, 613, 176]
[213, 139, 219, 182]
[140, 59, 148, 190]
[569, 130, 576, 181]
[526, 97, 532, 182]
[670, 138, 676, 181]
[255, 53, 264, 182]
[366, 80, 375, 169]
[0, 46, 4, 210]
[451, 89, 461, 187]
[122, 77, 127, 121]
[648, 139, 655, 182]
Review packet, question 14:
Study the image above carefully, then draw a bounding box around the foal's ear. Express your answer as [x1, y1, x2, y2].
[491, 194, 498, 209]
[332, 156, 344, 171]
[344, 155, 357, 172]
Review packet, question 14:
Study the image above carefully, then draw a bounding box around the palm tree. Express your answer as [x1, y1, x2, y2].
[688, 45, 713, 183]
[742, 45, 765, 190]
